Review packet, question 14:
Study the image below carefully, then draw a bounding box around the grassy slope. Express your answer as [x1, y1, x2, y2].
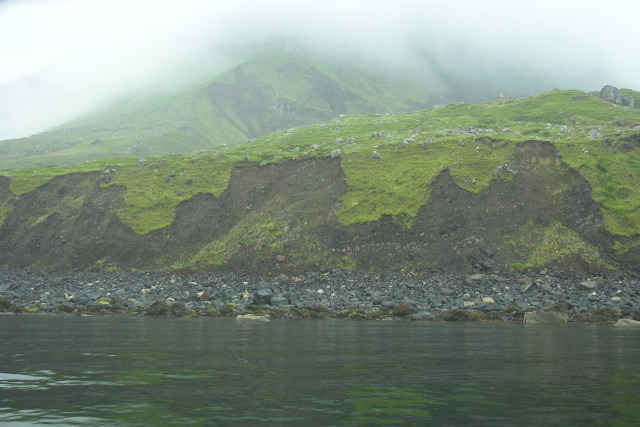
[1, 90, 639, 271]
[0, 50, 435, 171]
[0, 84, 241, 170]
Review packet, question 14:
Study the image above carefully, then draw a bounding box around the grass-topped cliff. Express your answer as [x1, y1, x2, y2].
[0, 89, 639, 274]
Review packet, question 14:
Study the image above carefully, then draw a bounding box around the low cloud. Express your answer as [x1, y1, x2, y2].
[1, 0, 638, 140]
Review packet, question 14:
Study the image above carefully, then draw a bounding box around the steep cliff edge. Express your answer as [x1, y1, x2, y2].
[0, 141, 632, 274]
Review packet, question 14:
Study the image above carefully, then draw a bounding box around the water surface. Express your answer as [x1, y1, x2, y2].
[1, 315, 639, 425]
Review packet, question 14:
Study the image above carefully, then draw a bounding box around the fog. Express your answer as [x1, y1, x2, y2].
[1, 0, 638, 141]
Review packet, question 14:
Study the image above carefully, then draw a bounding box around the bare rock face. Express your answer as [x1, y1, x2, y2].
[600, 85, 621, 103]
[621, 95, 635, 108]
[599, 85, 635, 108]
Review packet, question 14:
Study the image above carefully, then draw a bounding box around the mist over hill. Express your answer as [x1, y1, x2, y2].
[0, 49, 445, 170]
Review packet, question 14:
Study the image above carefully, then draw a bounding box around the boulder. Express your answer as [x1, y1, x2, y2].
[372, 151, 382, 160]
[411, 311, 434, 321]
[145, 300, 170, 316]
[214, 289, 231, 302]
[579, 280, 598, 292]
[599, 85, 621, 103]
[621, 95, 635, 108]
[270, 296, 289, 307]
[523, 305, 568, 325]
[454, 236, 494, 271]
[253, 289, 273, 305]
[466, 274, 487, 285]
[614, 318, 640, 327]
[170, 302, 189, 316]
[236, 314, 270, 322]
[330, 149, 342, 159]
[278, 274, 290, 283]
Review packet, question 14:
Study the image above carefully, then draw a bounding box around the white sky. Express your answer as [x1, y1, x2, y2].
[1, 0, 639, 140]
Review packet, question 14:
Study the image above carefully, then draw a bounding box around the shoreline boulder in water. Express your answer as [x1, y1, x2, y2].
[614, 318, 640, 327]
[523, 304, 568, 325]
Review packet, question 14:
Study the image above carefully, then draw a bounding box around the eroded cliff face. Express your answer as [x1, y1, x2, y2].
[328, 141, 611, 274]
[0, 142, 633, 274]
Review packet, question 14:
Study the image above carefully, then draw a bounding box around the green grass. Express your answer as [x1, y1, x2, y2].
[0, 49, 437, 171]
[502, 220, 609, 270]
[101, 154, 235, 234]
[1, 88, 639, 240]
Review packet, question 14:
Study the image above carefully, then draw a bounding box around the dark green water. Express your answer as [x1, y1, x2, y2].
[1, 315, 639, 426]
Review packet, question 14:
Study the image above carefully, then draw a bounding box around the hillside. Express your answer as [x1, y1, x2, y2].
[0, 49, 438, 170]
[0, 89, 639, 274]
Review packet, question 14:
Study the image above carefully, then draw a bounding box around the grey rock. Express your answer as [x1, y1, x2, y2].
[381, 299, 396, 309]
[236, 314, 269, 322]
[270, 296, 289, 307]
[145, 301, 170, 316]
[99, 172, 113, 184]
[466, 274, 487, 285]
[614, 318, 640, 327]
[523, 305, 568, 325]
[278, 274, 290, 283]
[600, 85, 621, 103]
[372, 151, 382, 159]
[254, 289, 273, 305]
[371, 292, 383, 305]
[411, 311, 434, 321]
[215, 289, 230, 301]
[330, 149, 343, 159]
[580, 280, 598, 292]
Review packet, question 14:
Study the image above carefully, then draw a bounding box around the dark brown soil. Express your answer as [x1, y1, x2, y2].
[0, 141, 634, 275]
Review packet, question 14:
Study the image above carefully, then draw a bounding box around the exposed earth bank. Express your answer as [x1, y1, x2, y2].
[0, 141, 637, 274]
[1, 269, 638, 322]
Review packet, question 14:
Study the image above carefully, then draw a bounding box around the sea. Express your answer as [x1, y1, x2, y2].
[1, 314, 639, 425]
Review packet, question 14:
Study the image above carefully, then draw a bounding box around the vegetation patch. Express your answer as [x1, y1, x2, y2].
[182, 196, 332, 271]
[100, 154, 234, 234]
[502, 221, 609, 270]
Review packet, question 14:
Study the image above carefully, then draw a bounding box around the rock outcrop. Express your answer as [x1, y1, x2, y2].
[599, 85, 635, 107]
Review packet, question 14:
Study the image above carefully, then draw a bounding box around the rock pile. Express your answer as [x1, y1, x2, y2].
[599, 85, 635, 108]
[1, 269, 638, 322]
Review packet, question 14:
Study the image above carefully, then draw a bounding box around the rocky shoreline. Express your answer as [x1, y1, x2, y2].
[1, 269, 639, 322]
